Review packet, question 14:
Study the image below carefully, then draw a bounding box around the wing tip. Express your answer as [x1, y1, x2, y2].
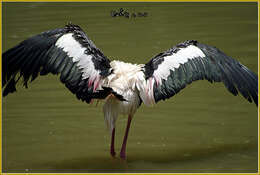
[3, 78, 17, 97]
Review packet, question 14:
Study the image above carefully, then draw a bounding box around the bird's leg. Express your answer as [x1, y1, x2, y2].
[120, 114, 133, 160]
[110, 127, 116, 157]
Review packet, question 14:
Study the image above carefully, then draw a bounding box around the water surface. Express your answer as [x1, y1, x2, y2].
[2, 2, 258, 173]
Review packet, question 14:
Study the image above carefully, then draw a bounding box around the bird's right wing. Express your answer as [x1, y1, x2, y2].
[140, 40, 258, 106]
[3, 23, 113, 103]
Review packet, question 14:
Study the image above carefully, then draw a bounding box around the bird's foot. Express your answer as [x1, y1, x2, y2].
[120, 151, 126, 160]
[110, 150, 116, 158]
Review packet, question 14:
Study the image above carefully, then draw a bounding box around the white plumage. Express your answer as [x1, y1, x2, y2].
[154, 45, 206, 81]
[103, 61, 144, 132]
[3, 24, 258, 160]
[56, 33, 84, 62]
[56, 33, 101, 90]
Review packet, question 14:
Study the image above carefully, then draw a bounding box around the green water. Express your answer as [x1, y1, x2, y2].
[2, 2, 258, 173]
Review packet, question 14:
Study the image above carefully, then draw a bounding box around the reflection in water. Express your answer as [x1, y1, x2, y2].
[44, 142, 256, 173]
[3, 2, 258, 173]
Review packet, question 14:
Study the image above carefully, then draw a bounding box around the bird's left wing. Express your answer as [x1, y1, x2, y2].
[3, 23, 112, 103]
[140, 40, 258, 106]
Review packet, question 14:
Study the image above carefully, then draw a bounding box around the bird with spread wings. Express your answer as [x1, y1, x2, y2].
[3, 23, 258, 159]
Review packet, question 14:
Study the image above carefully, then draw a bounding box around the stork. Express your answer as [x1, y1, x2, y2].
[3, 23, 258, 160]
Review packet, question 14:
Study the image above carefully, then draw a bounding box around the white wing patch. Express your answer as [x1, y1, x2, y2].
[153, 45, 206, 81]
[55, 33, 85, 62]
[138, 45, 206, 106]
[55, 33, 101, 91]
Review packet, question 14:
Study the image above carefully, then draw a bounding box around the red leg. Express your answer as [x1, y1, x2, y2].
[110, 127, 116, 157]
[120, 115, 133, 160]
